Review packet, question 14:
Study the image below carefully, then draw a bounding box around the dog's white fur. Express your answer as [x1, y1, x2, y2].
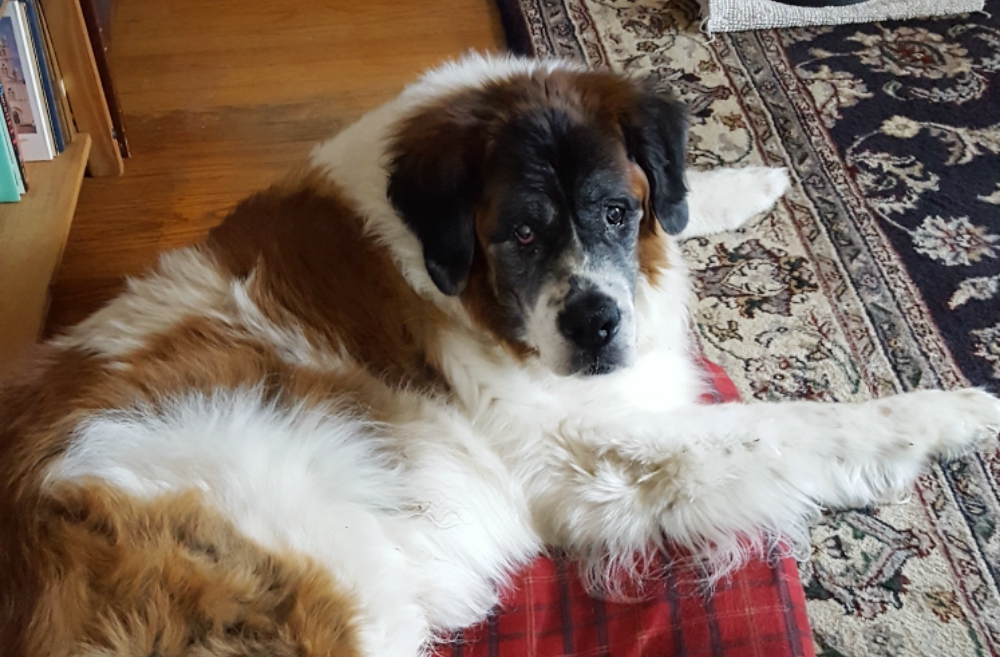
[48, 54, 1000, 657]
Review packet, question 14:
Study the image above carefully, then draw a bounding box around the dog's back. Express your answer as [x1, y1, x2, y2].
[0, 184, 411, 656]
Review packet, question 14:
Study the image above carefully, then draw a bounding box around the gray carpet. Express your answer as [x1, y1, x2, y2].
[699, 0, 982, 33]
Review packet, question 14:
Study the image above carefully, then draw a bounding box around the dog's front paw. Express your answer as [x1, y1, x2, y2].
[880, 388, 1000, 459]
[841, 389, 1000, 505]
[932, 388, 1000, 456]
[754, 167, 792, 209]
[682, 167, 791, 238]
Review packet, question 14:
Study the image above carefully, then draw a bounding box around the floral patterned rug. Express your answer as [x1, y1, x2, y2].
[494, 1, 1000, 655]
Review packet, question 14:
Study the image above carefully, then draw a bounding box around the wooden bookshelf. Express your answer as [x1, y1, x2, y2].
[0, 133, 91, 364]
[41, 0, 122, 175]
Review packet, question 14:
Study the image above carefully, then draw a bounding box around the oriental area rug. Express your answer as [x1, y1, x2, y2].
[493, 0, 1000, 655]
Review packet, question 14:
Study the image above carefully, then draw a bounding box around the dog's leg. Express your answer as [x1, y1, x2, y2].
[538, 389, 1000, 576]
[680, 167, 790, 239]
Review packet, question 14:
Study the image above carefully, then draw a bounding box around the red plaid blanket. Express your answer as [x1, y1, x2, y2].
[434, 361, 815, 657]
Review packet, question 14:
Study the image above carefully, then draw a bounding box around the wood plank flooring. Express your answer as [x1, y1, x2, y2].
[47, 0, 503, 332]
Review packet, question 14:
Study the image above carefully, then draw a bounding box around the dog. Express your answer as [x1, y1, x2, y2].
[1, 54, 998, 657]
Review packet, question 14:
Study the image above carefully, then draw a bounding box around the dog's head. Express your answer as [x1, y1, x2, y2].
[388, 65, 687, 376]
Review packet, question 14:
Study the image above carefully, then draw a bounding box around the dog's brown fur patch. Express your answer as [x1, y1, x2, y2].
[113, 313, 425, 426]
[630, 164, 670, 285]
[0, 347, 84, 656]
[29, 483, 361, 657]
[389, 68, 649, 176]
[0, 345, 367, 657]
[208, 174, 449, 392]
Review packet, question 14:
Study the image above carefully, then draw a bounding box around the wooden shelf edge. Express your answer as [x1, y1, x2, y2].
[0, 134, 92, 365]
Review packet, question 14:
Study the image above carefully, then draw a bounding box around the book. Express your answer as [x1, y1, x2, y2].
[36, 0, 74, 144]
[0, 85, 23, 202]
[0, 0, 56, 161]
[0, 82, 28, 192]
[21, 0, 65, 152]
[79, 0, 127, 157]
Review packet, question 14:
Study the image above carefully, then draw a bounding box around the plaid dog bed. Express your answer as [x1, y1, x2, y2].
[434, 361, 815, 657]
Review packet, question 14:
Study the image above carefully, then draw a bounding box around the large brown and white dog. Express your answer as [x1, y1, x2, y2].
[1, 54, 998, 657]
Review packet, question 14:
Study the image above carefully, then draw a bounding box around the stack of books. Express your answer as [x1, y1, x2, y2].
[0, 0, 73, 202]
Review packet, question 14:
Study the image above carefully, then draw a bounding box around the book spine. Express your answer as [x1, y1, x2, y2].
[20, 0, 63, 152]
[0, 86, 23, 202]
[36, 0, 74, 143]
[79, 0, 128, 157]
[0, 83, 27, 194]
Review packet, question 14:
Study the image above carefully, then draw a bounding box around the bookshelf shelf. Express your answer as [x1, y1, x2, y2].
[0, 132, 90, 363]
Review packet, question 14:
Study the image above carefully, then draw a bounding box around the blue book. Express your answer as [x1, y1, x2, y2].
[20, 0, 63, 153]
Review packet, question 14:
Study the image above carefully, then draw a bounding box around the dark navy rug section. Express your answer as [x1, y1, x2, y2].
[785, 16, 1000, 392]
[494, 0, 535, 55]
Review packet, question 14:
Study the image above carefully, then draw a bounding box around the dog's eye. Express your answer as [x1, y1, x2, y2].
[605, 205, 626, 226]
[514, 224, 535, 245]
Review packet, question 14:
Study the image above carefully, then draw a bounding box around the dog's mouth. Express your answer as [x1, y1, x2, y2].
[576, 359, 619, 377]
[566, 343, 631, 377]
[526, 329, 633, 377]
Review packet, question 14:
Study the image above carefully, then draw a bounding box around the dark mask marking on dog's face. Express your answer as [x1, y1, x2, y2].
[387, 68, 688, 376]
[479, 109, 645, 375]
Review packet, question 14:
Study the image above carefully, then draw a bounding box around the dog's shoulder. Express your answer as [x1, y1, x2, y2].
[48, 175, 451, 396]
[207, 175, 452, 389]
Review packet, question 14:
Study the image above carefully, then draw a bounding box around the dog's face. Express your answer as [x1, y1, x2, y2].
[481, 116, 650, 375]
[388, 68, 688, 376]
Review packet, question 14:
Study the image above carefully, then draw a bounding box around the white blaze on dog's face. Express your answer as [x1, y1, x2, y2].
[388, 68, 688, 376]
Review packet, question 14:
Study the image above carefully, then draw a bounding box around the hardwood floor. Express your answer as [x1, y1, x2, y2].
[47, 0, 503, 333]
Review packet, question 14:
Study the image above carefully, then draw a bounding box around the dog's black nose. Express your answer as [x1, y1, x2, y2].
[558, 293, 621, 351]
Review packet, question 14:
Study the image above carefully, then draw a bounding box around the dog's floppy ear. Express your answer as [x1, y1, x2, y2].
[387, 110, 488, 296]
[620, 90, 689, 235]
